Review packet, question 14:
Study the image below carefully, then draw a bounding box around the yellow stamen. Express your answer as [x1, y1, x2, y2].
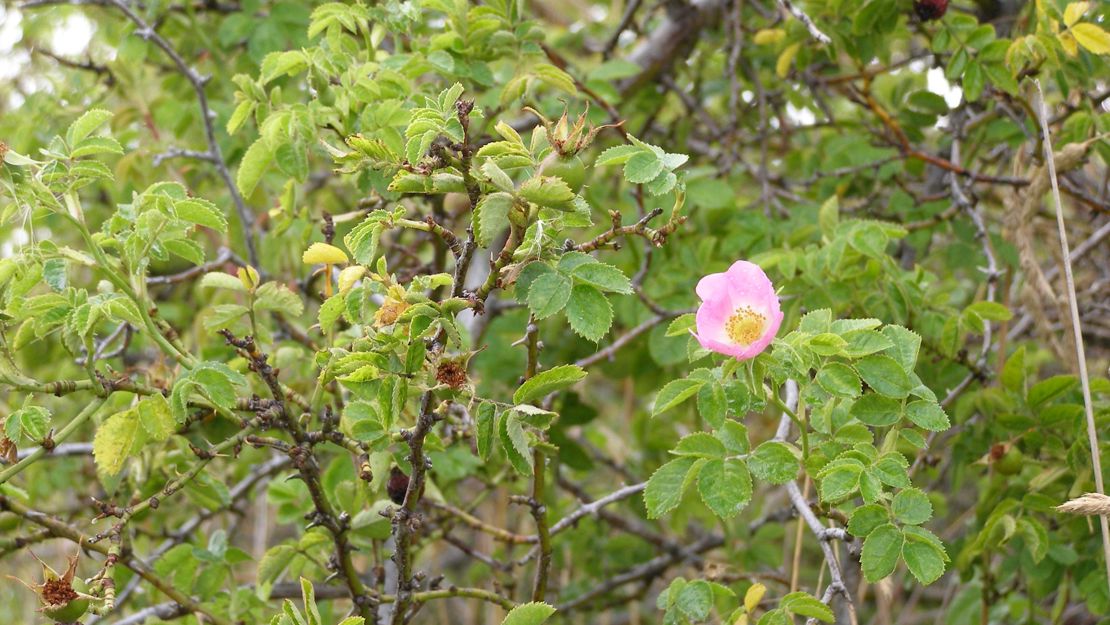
[725, 306, 766, 346]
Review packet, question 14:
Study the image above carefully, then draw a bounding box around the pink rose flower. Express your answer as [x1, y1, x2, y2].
[692, 260, 783, 361]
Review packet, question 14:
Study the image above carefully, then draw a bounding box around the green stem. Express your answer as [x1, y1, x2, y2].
[0, 396, 107, 485]
[65, 195, 194, 368]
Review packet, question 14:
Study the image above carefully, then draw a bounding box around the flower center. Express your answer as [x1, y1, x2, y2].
[725, 306, 766, 346]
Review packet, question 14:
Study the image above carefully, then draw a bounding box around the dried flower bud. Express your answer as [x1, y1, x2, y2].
[436, 360, 468, 389]
[387, 466, 410, 505]
[913, 0, 948, 21]
[10, 553, 91, 623]
[374, 297, 409, 327]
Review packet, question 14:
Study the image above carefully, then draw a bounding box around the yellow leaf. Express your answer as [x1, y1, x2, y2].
[744, 582, 767, 612]
[1064, 2, 1089, 27]
[337, 265, 367, 295]
[238, 265, 260, 290]
[753, 28, 786, 45]
[93, 407, 142, 476]
[302, 242, 349, 265]
[1072, 23, 1110, 54]
[776, 43, 801, 79]
[1058, 31, 1079, 56]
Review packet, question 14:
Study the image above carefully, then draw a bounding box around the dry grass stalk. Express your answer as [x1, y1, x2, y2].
[1034, 79, 1110, 595]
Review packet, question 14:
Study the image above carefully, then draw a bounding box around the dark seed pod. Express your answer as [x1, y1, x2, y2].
[387, 466, 410, 505]
[436, 360, 468, 389]
[913, 0, 948, 21]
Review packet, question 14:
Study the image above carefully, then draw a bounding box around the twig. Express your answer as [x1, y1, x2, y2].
[775, 386, 853, 621]
[548, 482, 647, 536]
[1034, 79, 1110, 595]
[775, 0, 831, 44]
[574, 313, 676, 368]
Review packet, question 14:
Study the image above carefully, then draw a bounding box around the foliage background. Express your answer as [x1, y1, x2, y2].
[0, 0, 1109, 624]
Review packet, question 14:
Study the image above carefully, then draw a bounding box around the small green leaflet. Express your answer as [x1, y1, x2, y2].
[500, 601, 556, 625]
[513, 365, 586, 404]
[5, 405, 51, 445]
[652, 378, 704, 417]
[645, 456, 697, 518]
[566, 284, 612, 341]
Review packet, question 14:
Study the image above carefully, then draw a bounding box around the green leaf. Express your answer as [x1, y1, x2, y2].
[697, 381, 727, 428]
[67, 109, 113, 145]
[344, 212, 386, 266]
[475, 192, 513, 247]
[200, 272, 247, 292]
[5, 405, 51, 444]
[301, 577, 321, 625]
[757, 608, 790, 625]
[842, 330, 894, 358]
[902, 526, 947, 584]
[565, 284, 612, 342]
[556, 251, 597, 273]
[904, 400, 949, 432]
[227, 100, 254, 135]
[526, 272, 572, 320]
[70, 136, 124, 159]
[816, 363, 861, 398]
[965, 301, 1012, 321]
[855, 355, 913, 398]
[318, 295, 346, 333]
[848, 504, 890, 537]
[138, 395, 175, 442]
[676, 579, 713, 621]
[237, 138, 273, 197]
[666, 313, 696, 337]
[255, 282, 305, 317]
[880, 326, 921, 371]
[514, 365, 587, 404]
[872, 454, 912, 488]
[781, 592, 835, 622]
[571, 262, 632, 294]
[500, 602, 556, 625]
[715, 420, 750, 454]
[498, 412, 533, 476]
[892, 487, 933, 525]
[43, 259, 67, 292]
[1000, 345, 1026, 394]
[1028, 375, 1076, 408]
[818, 459, 863, 502]
[476, 403, 496, 461]
[748, 441, 800, 485]
[176, 198, 229, 232]
[697, 458, 752, 518]
[595, 144, 639, 166]
[851, 394, 902, 427]
[255, 544, 296, 599]
[652, 379, 705, 417]
[520, 176, 574, 210]
[672, 432, 727, 458]
[645, 456, 697, 518]
[624, 150, 664, 184]
[861, 524, 903, 582]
